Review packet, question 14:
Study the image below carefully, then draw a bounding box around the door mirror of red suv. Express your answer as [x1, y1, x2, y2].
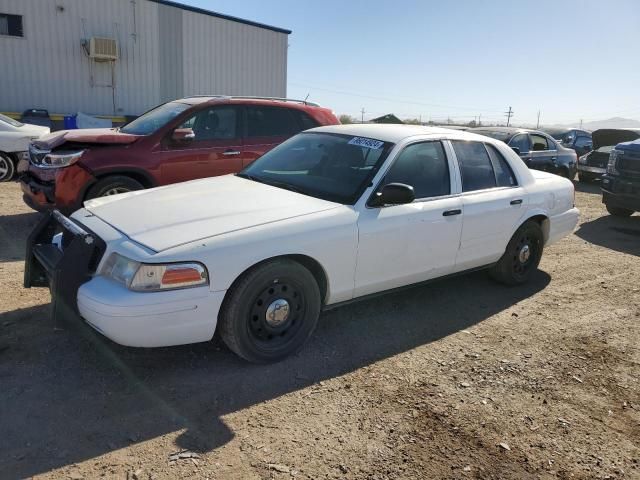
[172, 128, 195, 142]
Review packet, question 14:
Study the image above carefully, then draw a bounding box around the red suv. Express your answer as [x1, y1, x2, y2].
[21, 96, 339, 213]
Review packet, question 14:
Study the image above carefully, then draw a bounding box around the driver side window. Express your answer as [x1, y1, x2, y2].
[381, 141, 450, 199]
[179, 106, 238, 141]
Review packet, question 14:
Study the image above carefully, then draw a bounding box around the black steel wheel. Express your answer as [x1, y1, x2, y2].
[219, 259, 321, 363]
[490, 220, 544, 285]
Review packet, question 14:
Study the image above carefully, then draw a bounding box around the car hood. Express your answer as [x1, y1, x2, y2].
[592, 129, 640, 150]
[83, 175, 341, 252]
[616, 138, 640, 153]
[32, 128, 140, 150]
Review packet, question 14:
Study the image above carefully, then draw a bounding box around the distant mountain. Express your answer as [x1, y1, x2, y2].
[545, 117, 640, 130]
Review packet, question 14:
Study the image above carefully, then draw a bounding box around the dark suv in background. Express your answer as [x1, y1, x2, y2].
[542, 127, 592, 158]
[472, 127, 577, 179]
[602, 136, 640, 217]
[21, 96, 339, 213]
[577, 129, 640, 183]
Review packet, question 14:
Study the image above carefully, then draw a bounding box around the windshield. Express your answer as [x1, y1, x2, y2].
[474, 130, 512, 141]
[239, 132, 394, 204]
[0, 113, 23, 128]
[120, 101, 191, 135]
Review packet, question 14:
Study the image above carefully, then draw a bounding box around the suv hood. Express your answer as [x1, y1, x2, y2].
[32, 128, 140, 150]
[83, 175, 340, 252]
[616, 138, 640, 153]
[592, 129, 640, 150]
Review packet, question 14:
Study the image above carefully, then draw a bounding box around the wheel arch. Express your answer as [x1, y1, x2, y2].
[520, 213, 550, 244]
[82, 168, 156, 201]
[222, 254, 330, 307]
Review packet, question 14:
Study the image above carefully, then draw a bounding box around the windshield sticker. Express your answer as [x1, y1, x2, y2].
[348, 137, 384, 149]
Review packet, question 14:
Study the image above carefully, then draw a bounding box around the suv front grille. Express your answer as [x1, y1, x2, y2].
[618, 153, 640, 177]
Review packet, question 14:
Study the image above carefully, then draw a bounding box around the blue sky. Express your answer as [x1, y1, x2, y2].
[183, 0, 640, 126]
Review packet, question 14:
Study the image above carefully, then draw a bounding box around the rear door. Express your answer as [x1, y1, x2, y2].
[158, 105, 244, 184]
[529, 133, 555, 172]
[451, 140, 526, 271]
[242, 106, 303, 167]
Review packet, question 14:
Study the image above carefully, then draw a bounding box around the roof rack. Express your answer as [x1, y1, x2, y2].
[183, 95, 320, 107]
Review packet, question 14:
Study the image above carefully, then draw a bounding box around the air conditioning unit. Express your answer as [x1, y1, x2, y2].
[89, 37, 118, 61]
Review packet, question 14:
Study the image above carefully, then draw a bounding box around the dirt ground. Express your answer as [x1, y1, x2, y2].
[0, 180, 638, 480]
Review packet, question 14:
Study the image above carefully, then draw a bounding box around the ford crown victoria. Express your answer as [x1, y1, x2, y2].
[25, 125, 579, 363]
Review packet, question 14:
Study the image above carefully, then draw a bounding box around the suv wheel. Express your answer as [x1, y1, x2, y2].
[86, 176, 144, 199]
[0, 153, 16, 182]
[219, 259, 322, 363]
[490, 220, 544, 285]
[606, 205, 634, 217]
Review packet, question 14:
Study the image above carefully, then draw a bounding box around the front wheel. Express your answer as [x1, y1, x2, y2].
[0, 152, 16, 182]
[490, 220, 544, 285]
[218, 259, 322, 363]
[606, 205, 634, 217]
[85, 175, 144, 200]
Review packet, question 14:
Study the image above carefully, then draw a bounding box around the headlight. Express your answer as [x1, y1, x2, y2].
[101, 253, 208, 292]
[39, 150, 84, 169]
[607, 149, 622, 175]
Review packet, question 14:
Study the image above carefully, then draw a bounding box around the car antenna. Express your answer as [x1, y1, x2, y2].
[304, 93, 310, 105]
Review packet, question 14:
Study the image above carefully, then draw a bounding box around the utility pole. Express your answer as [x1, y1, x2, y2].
[361, 108, 365, 123]
[579, 118, 583, 128]
[478, 114, 482, 127]
[536, 110, 541, 129]
[505, 106, 514, 126]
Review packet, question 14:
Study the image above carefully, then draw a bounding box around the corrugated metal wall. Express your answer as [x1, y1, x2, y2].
[0, 0, 288, 116]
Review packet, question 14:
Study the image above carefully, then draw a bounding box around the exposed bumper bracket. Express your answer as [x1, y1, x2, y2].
[25, 210, 105, 327]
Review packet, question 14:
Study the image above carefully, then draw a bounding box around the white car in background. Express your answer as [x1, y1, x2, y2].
[0, 113, 50, 181]
[26, 124, 579, 363]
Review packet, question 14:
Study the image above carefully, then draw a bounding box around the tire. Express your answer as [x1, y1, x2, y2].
[85, 175, 144, 199]
[490, 220, 544, 286]
[578, 172, 594, 183]
[0, 152, 16, 182]
[606, 205, 634, 217]
[219, 259, 322, 363]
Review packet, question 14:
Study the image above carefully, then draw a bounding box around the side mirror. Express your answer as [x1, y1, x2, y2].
[511, 146, 521, 155]
[172, 128, 195, 142]
[371, 183, 415, 207]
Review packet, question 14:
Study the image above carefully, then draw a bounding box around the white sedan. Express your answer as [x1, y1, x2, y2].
[26, 124, 579, 363]
[0, 113, 50, 181]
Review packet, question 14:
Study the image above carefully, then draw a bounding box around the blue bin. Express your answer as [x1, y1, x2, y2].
[63, 115, 77, 129]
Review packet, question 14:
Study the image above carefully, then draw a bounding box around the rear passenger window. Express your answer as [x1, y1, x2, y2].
[451, 141, 497, 192]
[485, 144, 517, 187]
[382, 141, 450, 198]
[246, 107, 299, 137]
[292, 110, 320, 131]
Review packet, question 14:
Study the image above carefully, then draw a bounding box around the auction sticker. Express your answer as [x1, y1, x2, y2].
[348, 137, 384, 149]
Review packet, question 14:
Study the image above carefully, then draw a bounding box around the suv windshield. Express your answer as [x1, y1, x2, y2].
[0, 113, 23, 128]
[120, 101, 191, 135]
[239, 132, 393, 204]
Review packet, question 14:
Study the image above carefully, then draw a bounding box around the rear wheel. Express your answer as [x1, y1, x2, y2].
[578, 172, 594, 183]
[219, 259, 321, 363]
[85, 175, 144, 199]
[606, 205, 634, 217]
[0, 153, 16, 182]
[490, 220, 544, 285]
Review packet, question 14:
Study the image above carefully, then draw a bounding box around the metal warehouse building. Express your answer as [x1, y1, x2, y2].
[0, 0, 290, 118]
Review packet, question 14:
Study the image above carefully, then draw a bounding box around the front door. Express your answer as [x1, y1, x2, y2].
[355, 140, 463, 297]
[529, 133, 556, 173]
[158, 105, 244, 184]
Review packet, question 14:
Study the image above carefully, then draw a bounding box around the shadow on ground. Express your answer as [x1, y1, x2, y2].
[0, 269, 550, 478]
[573, 180, 602, 195]
[0, 212, 41, 262]
[575, 214, 640, 256]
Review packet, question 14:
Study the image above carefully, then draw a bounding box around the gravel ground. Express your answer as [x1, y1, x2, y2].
[0, 180, 638, 480]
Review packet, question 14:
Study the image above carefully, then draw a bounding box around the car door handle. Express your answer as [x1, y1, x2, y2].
[510, 199, 523, 205]
[223, 150, 241, 156]
[442, 209, 462, 216]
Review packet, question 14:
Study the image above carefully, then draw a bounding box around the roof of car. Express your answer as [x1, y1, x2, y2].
[310, 124, 480, 143]
[177, 96, 323, 108]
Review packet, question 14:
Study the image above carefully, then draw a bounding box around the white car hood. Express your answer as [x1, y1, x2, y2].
[83, 175, 340, 252]
[18, 123, 50, 137]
